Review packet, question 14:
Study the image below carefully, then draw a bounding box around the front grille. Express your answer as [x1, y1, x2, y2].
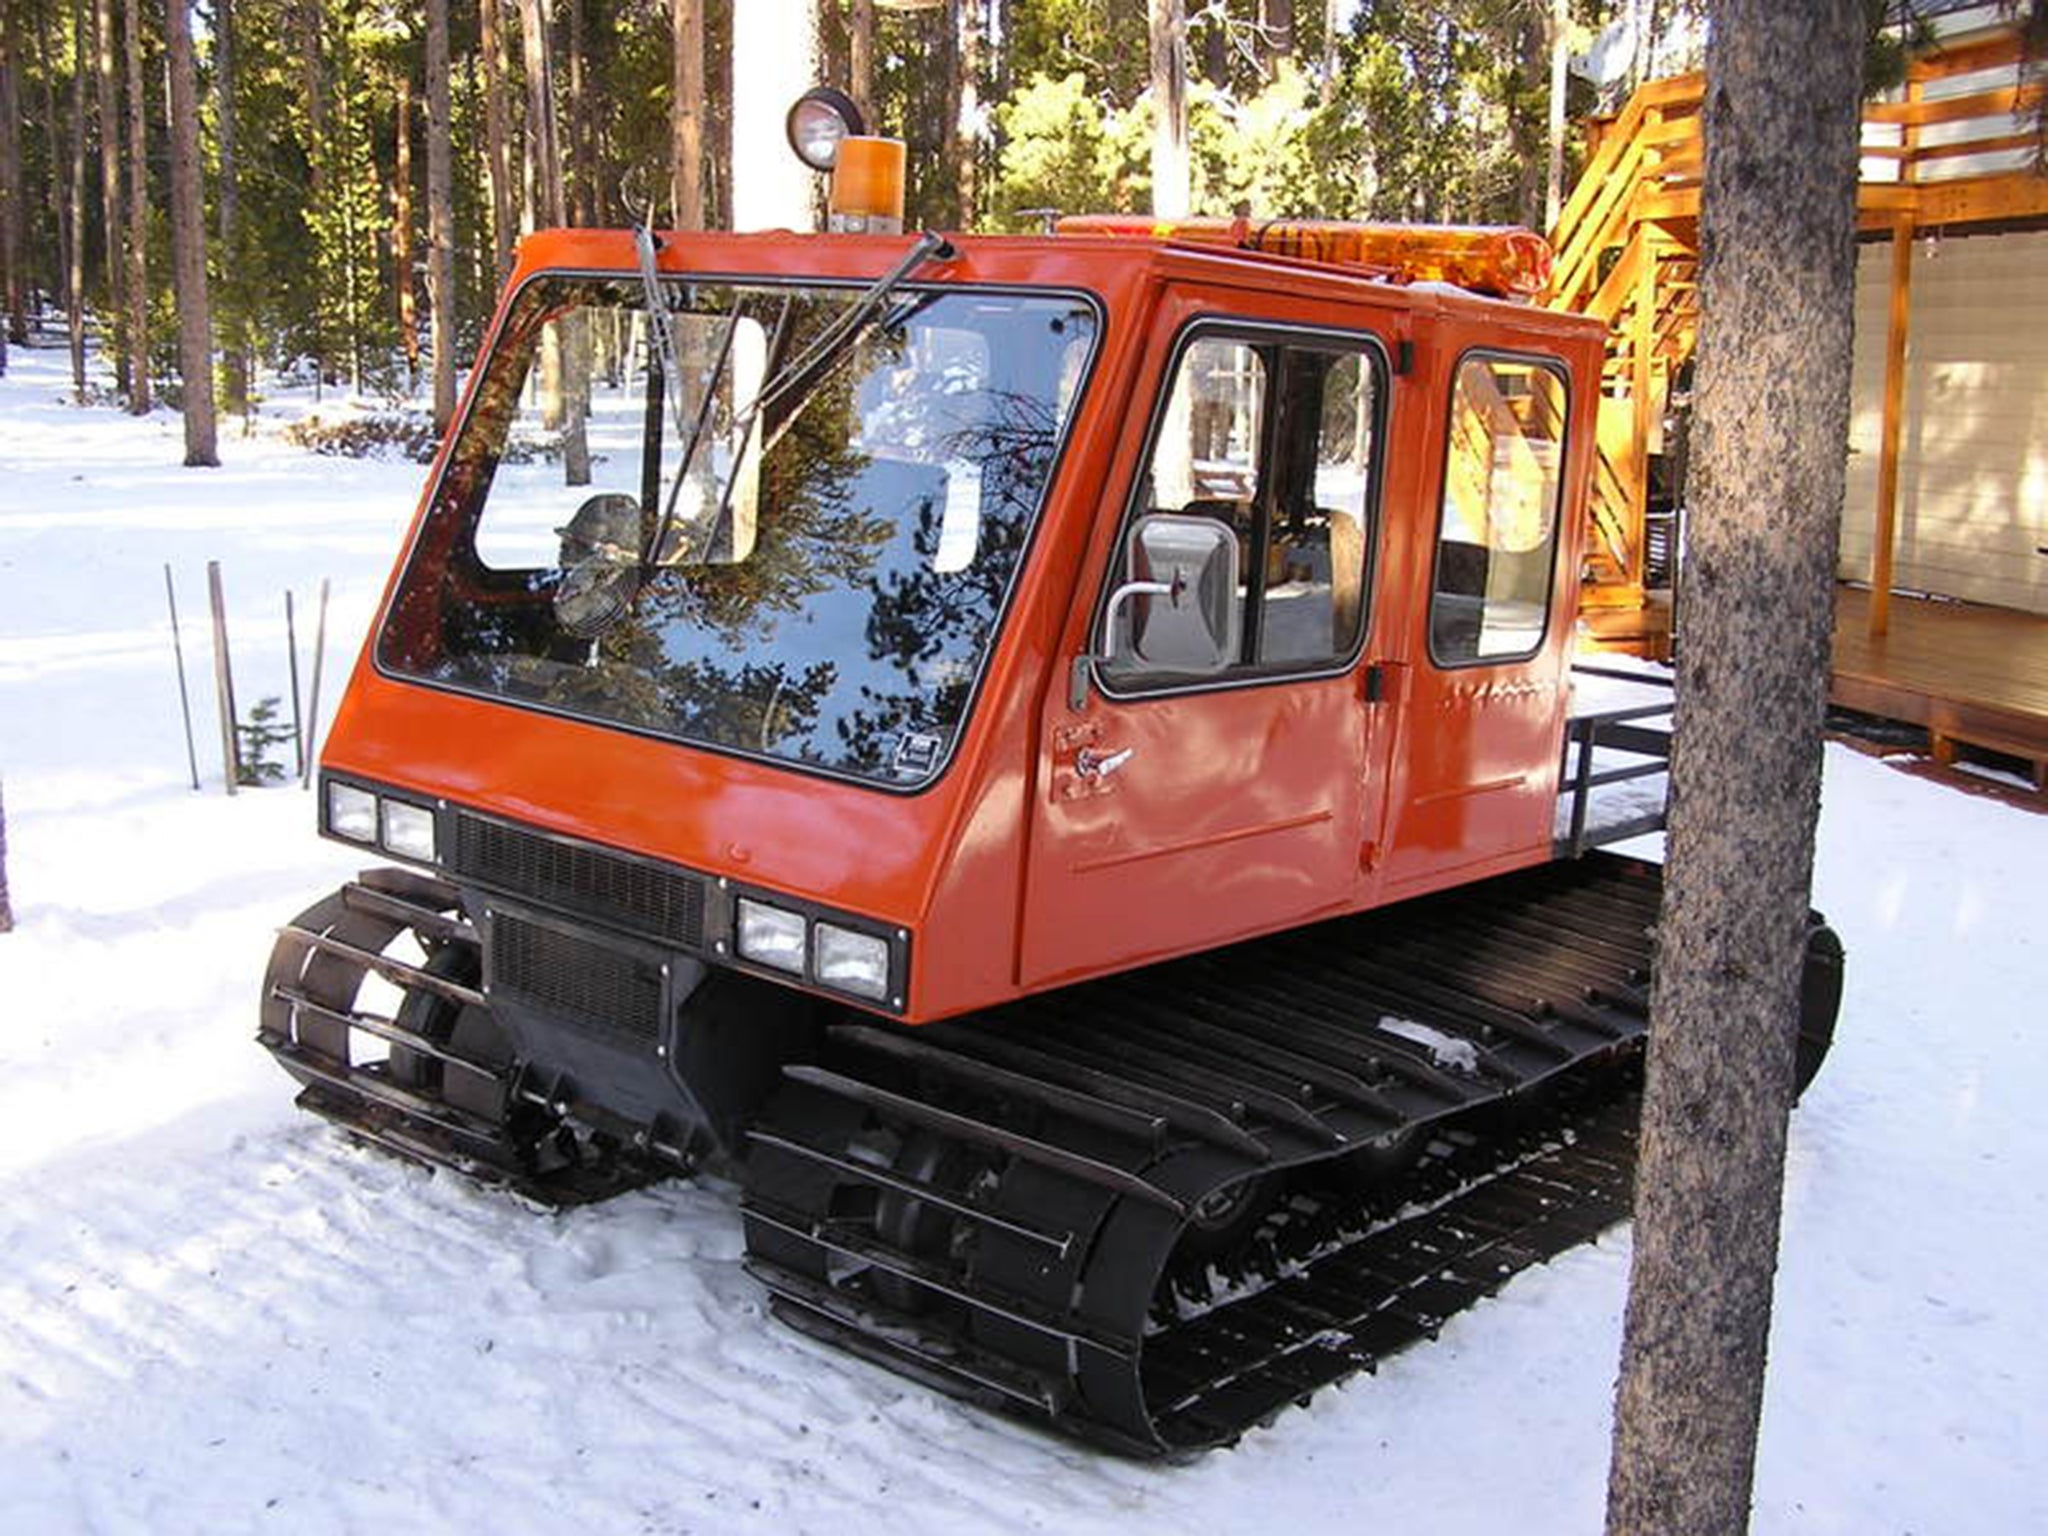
[451, 811, 707, 949]
[491, 912, 665, 1043]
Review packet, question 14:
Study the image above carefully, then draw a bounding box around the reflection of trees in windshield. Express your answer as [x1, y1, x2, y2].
[379, 279, 1094, 785]
[837, 389, 1060, 770]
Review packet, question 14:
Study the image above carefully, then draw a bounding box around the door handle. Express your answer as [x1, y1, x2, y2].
[1074, 746, 1135, 780]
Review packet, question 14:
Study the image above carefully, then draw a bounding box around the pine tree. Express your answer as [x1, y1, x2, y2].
[120, 0, 148, 411]
[165, 0, 217, 464]
[671, 0, 704, 229]
[0, 13, 22, 355]
[425, 0, 455, 428]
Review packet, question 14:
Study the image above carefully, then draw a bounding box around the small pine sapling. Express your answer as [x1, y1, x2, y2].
[236, 697, 297, 786]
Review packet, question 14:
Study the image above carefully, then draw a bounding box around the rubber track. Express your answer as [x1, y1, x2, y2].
[258, 868, 666, 1207]
[740, 852, 1675, 1456]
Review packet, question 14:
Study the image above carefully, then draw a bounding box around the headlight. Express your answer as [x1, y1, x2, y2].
[327, 781, 377, 842]
[815, 923, 889, 1002]
[736, 898, 807, 974]
[379, 800, 438, 862]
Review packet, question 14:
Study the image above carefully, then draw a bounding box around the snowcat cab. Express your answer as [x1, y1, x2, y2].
[260, 158, 1842, 1454]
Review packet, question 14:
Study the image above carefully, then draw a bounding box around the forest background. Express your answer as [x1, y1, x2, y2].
[0, 0, 1738, 465]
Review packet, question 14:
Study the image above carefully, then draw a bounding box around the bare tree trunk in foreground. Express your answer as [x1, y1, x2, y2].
[1604, 4, 1864, 1533]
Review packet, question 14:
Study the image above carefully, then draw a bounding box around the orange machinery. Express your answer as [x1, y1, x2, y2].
[260, 214, 1839, 1454]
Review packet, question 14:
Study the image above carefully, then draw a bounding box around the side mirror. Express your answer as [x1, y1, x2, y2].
[1069, 513, 1240, 708]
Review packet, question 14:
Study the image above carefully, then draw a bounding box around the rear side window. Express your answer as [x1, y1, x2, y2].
[1430, 354, 1568, 664]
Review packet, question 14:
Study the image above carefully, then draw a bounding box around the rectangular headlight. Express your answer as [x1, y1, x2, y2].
[736, 898, 807, 974]
[815, 923, 891, 1002]
[327, 781, 377, 842]
[379, 800, 438, 863]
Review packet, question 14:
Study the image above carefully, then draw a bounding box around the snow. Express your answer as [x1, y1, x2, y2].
[3, 343, 2046, 1533]
[1377, 1015, 1483, 1075]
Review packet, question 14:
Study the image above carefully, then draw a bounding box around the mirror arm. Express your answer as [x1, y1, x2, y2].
[1068, 579, 1172, 711]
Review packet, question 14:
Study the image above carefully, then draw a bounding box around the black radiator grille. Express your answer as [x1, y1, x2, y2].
[451, 812, 706, 948]
[491, 913, 665, 1043]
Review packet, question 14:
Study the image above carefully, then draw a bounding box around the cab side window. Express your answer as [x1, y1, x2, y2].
[1122, 329, 1382, 683]
[1430, 354, 1568, 664]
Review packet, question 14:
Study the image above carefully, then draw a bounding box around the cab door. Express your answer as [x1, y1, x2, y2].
[1378, 342, 1581, 895]
[1018, 307, 1397, 989]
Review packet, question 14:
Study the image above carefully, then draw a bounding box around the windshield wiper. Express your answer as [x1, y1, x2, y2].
[687, 234, 953, 562]
[635, 223, 745, 568]
[633, 228, 955, 571]
[745, 230, 955, 451]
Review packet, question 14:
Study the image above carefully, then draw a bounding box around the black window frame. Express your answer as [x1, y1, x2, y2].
[1425, 346, 1574, 671]
[1090, 317, 1392, 702]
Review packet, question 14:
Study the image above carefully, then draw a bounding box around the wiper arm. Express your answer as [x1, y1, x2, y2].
[634, 223, 691, 442]
[633, 228, 955, 569]
[693, 232, 954, 565]
[745, 230, 955, 452]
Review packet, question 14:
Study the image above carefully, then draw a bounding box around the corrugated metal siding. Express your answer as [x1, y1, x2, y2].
[1841, 228, 2048, 615]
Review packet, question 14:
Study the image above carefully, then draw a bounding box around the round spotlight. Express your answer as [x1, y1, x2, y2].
[786, 87, 868, 173]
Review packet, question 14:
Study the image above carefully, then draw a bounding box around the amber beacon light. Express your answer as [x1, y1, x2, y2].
[1056, 214, 1555, 298]
[785, 86, 908, 235]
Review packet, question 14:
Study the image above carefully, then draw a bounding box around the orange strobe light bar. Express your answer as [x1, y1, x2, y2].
[1055, 215, 1554, 299]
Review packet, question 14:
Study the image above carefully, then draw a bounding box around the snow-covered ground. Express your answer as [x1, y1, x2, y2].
[2, 344, 2043, 1534]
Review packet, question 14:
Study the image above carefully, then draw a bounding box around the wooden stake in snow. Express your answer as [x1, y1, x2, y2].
[301, 578, 330, 790]
[286, 589, 305, 780]
[163, 563, 201, 791]
[207, 561, 241, 795]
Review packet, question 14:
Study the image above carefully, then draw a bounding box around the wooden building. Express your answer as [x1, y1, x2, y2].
[1550, 8, 2048, 785]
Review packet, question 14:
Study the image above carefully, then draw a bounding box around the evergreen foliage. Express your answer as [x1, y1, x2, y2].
[234, 695, 296, 786]
[0, 1, 2015, 436]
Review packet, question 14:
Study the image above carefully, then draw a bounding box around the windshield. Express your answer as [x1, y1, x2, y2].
[378, 274, 1097, 787]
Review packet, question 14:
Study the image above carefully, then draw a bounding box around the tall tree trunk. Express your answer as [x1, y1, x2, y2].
[1148, 0, 1189, 218]
[479, 0, 515, 275]
[67, 0, 88, 396]
[565, 0, 594, 227]
[392, 66, 418, 382]
[331, 44, 363, 396]
[517, 0, 588, 484]
[93, 0, 121, 390]
[121, 0, 149, 410]
[0, 12, 21, 356]
[38, 5, 70, 349]
[1602, 4, 1865, 1534]
[215, 0, 246, 414]
[729, 0, 819, 232]
[706, 0, 733, 228]
[1545, 0, 1568, 230]
[1320, 0, 1341, 103]
[847, 0, 873, 125]
[425, 0, 454, 429]
[518, 0, 559, 232]
[671, 0, 703, 228]
[953, 0, 982, 230]
[296, 0, 328, 392]
[164, 0, 216, 465]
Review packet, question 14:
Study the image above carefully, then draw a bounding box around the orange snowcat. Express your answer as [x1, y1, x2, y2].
[261, 204, 1841, 1456]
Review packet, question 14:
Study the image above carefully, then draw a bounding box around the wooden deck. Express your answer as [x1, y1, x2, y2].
[1831, 586, 2048, 785]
